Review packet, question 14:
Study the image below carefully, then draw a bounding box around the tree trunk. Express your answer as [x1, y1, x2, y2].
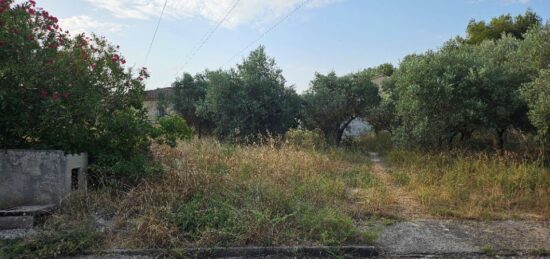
[336, 117, 356, 145]
[496, 129, 506, 154]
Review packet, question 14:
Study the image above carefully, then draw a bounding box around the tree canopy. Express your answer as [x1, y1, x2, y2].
[198, 46, 302, 139]
[466, 10, 541, 44]
[172, 72, 212, 137]
[303, 71, 380, 145]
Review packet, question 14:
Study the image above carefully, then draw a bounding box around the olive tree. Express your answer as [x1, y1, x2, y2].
[303, 71, 380, 145]
[172, 72, 212, 137]
[199, 46, 302, 139]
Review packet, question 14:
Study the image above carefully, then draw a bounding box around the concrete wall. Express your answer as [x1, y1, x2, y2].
[0, 150, 87, 209]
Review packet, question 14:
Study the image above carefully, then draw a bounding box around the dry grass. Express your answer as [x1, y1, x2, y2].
[8, 137, 390, 255]
[107, 138, 390, 248]
[386, 150, 550, 220]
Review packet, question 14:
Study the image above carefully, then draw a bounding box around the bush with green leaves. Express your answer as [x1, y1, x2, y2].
[156, 115, 194, 147]
[0, 0, 158, 184]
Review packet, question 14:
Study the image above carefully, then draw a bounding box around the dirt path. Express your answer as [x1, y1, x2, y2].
[368, 152, 430, 219]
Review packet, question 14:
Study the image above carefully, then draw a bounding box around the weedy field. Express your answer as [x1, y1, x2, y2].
[2, 134, 550, 258]
[1, 138, 392, 257]
[386, 149, 550, 220]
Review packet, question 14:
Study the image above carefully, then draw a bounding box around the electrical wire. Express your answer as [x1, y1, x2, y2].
[143, 0, 169, 66]
[220, 0, 311, 69]
[175, 0, 241, 74]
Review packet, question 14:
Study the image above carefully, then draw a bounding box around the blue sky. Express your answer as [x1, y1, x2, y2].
[28, 0, 550, 92]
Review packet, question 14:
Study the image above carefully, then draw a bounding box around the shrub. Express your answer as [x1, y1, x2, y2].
[156, 115, 194, 147]
[0, 1, 159, 185]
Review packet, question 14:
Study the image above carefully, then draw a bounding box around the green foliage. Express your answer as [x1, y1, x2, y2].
[156, 91, 169, 118]
[391, 37, 533, 150]
[0, 1, 148, 152]
[199, 46, 302, 140]
[392, 40, 482, 148]
[173, 193, 242, 243]
[303, 71, 380, 145]
[0, 229, 103, 258]
[172, 72, 213, 137]
[156, 115, 194, 147]
[522, 69, 550, 142]
[364, 77, 399, 133]
[0, 1, 161, 185]
[519, 23, 550, 70]
[466, 9, 541, 44]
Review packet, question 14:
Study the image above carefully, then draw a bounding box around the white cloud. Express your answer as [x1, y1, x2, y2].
[85, 0, 342, 28]
[59, 15, 124, 35]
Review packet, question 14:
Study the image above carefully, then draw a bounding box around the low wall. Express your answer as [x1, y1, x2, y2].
[0, 150, 87, 209]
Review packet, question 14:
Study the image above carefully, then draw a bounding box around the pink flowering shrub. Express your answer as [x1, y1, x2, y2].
[0, 0, 159, 184]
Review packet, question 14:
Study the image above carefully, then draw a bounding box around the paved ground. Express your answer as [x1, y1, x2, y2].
[375, 219, 550, 256]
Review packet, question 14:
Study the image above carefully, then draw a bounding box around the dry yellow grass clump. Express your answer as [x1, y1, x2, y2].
[387, 150, 550, 220]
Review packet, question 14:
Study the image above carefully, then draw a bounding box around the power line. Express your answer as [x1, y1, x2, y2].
[220, 0, 311, 69]
[143, 0, 169, 66]
[174, 0, 241, 75]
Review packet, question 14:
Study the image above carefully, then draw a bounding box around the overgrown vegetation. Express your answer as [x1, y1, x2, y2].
[365, 11, 550, 157]
[386, 149, 550, 219]
[1, 138, 390, 257]
[0, 0, 192, 185]
[2, 1, 550, 256]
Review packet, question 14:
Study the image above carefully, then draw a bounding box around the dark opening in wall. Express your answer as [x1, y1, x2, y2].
[71, 168, 79, 191]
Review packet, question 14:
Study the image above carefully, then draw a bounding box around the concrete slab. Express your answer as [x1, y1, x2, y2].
[0, 228, 34, 240]
[0, 204, 56, 216]
[0, 216, 33, 230]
